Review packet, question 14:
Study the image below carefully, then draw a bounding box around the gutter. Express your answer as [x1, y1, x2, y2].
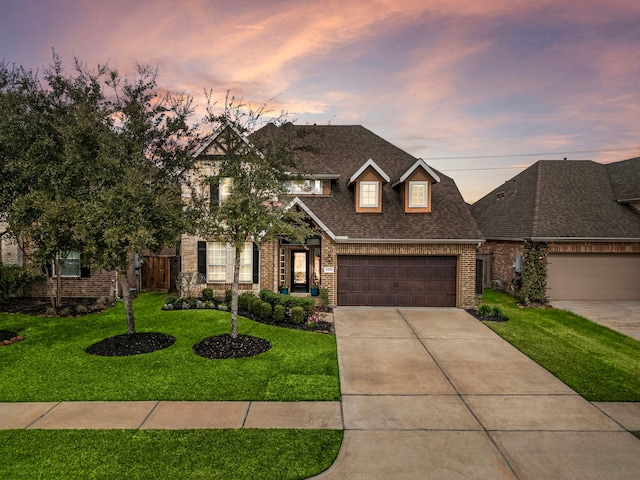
[530, 237, 640, 242]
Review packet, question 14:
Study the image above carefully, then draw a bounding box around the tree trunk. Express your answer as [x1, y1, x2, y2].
[46, 259, 62, 309]
[230, 245, 241, 339]
[119, 268, 136, 334]
[55, 259, 62, 308]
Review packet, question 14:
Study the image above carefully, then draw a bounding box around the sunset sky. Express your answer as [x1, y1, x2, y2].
[2, 0, 639, 202]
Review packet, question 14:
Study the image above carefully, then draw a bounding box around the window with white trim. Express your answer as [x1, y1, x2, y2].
[239, 244, 253, 282]
[207, 243, 227, 282]
[54, 251, 81, 277]
[409, 181, 428, 208]
[207, 242, 254, 283]
[285, 179, 322, 195]
[359, 181, 379, 208]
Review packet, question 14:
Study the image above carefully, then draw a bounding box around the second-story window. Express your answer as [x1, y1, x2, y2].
[409, 181, 428, 208]
[219, 177, 233, 203]
[359, 181, 379, 208]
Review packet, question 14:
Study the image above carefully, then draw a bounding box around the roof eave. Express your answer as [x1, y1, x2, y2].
[332, 237, 485, 244]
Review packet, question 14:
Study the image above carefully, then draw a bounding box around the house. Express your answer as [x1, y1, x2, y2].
[470, 158, 640, 301]
[181, 124, 483, 308]
[1, 221, 134, 301]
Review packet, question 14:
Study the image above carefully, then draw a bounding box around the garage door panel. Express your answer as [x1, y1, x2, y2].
[337, 255, 457, 307]
[547, 254, 640, 301]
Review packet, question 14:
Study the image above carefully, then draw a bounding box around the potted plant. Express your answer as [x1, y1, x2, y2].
[310, 283, 320, 296]
[279, 283, 289, 295]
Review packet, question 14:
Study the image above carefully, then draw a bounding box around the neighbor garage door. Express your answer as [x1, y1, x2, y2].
[547, 253, 640, 301]
[337, 255, 457, 307]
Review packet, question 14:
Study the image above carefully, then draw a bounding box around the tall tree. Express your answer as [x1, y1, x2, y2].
[0, 55, 113, 307]
[87, 64, 201, 334]
[198, 96, 314, 339]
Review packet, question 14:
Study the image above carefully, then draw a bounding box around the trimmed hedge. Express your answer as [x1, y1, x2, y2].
[259, 290, 315, 317]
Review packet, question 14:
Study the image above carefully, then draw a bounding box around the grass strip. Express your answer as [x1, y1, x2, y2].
[0, 293, 340, 401]
[0, 429, 343, 479]
[480, 289, 640, 401]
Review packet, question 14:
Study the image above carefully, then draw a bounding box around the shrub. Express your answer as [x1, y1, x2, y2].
[318, 287, 330, 311]
[250, 296, 263, 316]
[290, 306, 304, 324]
[225, 289, 232, 304]
[491, 306, 504, 318]
[164, 297, 182, 309]
[238, 292, 255, 312]
[519, 241, 549, 304]
[0, 265, 40, 303]
[477, 304, 492, 317]
[259, 301, 273, 320]
[201, 288, 214, 302]
[273, 304, 286, 322]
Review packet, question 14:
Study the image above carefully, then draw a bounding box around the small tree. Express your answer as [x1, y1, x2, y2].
[197, 96, 314, 339]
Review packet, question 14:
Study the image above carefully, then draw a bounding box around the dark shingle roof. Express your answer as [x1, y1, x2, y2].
[257, 125, 482, 241]
[470, 160, 640, 239]
[606, 157, 640, 202]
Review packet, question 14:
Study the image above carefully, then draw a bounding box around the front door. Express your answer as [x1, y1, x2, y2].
[291, 251, 309, 293]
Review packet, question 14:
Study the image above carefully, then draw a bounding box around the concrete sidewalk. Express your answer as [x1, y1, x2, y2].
[313, 307, 640, 480]
[0, 400, 342, 430]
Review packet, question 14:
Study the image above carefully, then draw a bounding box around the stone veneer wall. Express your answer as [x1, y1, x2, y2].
[477, 240, 524, 294]
[329, 240, 478, 309]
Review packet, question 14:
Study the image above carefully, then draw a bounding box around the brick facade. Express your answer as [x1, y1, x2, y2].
[181, 231, 478, 308]
[477, 240, 524, 294]
[547, 241, 640, 254]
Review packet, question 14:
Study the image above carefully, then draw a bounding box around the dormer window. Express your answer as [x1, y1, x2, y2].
[359, 181, 379, 208]
[348, 159, 389, 214]
[409, 181, 428, 208]
[391, 159, 440, 214]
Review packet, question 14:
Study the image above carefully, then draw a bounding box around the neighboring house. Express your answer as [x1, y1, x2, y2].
[1, 221, 133, 300]
[181, 124, 483, 308]
[470, 158, 640, 301]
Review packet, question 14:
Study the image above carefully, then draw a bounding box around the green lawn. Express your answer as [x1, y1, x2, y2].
[0, 293, 343, 479]
[0, 429, 342, 480]
[0, 293, 340, 401]
[480, 289, 640, 402]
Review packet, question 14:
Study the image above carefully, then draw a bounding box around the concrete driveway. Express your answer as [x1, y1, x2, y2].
[314, 307, 640, 480]
[552, 301, 640, 341]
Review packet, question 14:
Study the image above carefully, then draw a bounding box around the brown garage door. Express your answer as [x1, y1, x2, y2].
[337, 255, 457, 307]
[547, 253, 640, 301]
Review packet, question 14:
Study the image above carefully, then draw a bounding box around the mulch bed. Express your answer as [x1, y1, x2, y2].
[193, 334, 272, 359]
[85, 332, 176, 357]
[0, 329, 23, 346]
[0, 297, 113, 316]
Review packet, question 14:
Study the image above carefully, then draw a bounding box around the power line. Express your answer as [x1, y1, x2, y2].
[440, 165, 527, 172]
[422, 146, 640, 161]
[392, 129, 640, 141]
